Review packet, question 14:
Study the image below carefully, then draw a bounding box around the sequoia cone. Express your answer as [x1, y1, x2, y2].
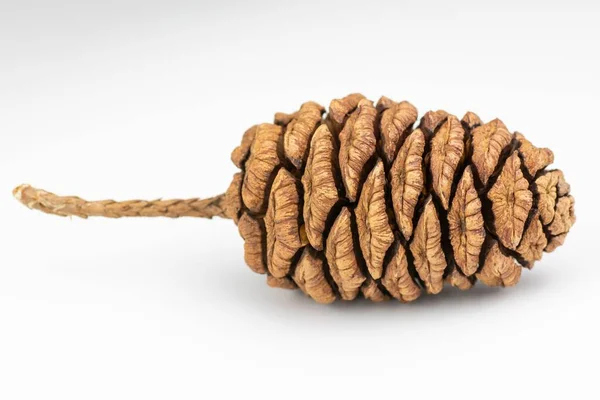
[14, 94, 576, 304]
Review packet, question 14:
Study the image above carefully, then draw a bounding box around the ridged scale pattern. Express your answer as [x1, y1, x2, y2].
[227, 94, 575, 303]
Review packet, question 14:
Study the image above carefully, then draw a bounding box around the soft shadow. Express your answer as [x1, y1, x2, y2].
[185, 252, 553, 315]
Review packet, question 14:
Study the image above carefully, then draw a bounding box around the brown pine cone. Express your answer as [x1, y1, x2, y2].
[13, 93, 576, 305]
[227, 94, 575, 303]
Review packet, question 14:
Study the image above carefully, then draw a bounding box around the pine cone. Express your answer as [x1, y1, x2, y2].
[227, 94, 575, 303]
[13, 93, 576, 305]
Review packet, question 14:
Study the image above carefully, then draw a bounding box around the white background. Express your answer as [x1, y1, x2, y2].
[1, 1, 598, 399]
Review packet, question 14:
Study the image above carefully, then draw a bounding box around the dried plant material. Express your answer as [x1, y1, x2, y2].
[274, 111, 296, 126]
[302, 124, 339, 250]
[224, 173, 243, 222]
[325, 207, 366, 300]
[376, 96, 418, 166]
[339, 99, 378, 201]
[283, 101, 325, 169]
[381, 241, 421, 302]
[355, 160, 394, 279]
[361, 279, 388, 302]
[391, 129, 426, 240]
[545, 233, 567, 253]
[410, 197, 446, 294]
[12, 185, 230, 219]
[420, 110, 448, 134]
[446, 268, 474, 291]
[231, 125, 257, 168]
[516, 212, 547, 266]
[477, 242, 521, 287]
[448, 166, 485, 276]
[241, 123, 283, 213]
[461, 112, 482, 129]
[293, 248, 336, 304]
[267, 275, 296, 289]
[547, 195, 576, 236]
[430, 115, 465, 209]
[328, 93, 366, 126]
[265, 169, 306, 278]
[471, 119, 512, 185]
[15, 93, 577, 304]
[536, 170, 569, 225]
[237, 213, 266, 274]
[488, 151, 533, 250]
[516, 133, 554, 177]
[557, 175, 571, 197]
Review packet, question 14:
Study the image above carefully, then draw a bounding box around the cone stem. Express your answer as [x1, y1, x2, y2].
[13, 184, 230, 219]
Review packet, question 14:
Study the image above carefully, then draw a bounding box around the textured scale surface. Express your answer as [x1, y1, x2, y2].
[227, 93, 576, 303]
